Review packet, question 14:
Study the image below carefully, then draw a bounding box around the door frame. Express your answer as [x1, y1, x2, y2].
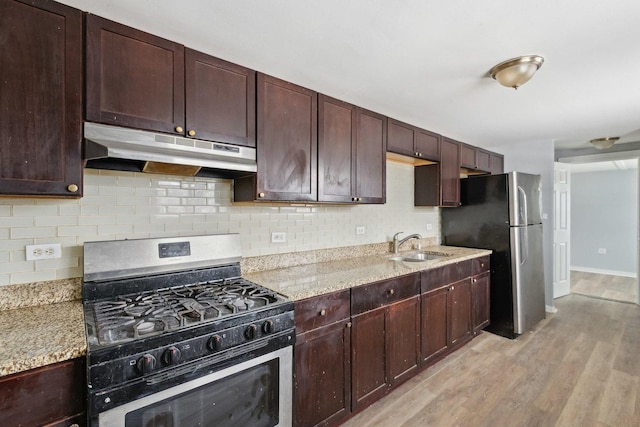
[556, 153, 640, 304]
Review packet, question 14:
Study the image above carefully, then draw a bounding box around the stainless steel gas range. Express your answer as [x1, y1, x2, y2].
[82, 234, 294, 427]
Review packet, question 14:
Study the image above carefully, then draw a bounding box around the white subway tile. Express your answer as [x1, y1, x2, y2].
[35, 216, 78, 227]
[58, 225, 98, 236]
[11, 227, 56, 239]
[11, 270, 56, 284]
[12, 205, 58, 217]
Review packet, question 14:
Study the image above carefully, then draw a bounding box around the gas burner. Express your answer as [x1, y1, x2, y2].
[88, 278, 282, 346]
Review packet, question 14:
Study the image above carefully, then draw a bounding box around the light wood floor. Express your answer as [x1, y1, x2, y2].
[341, 294, 640, 427]
[571, 270, 637, 304]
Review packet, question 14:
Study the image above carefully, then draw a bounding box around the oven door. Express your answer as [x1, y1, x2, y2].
[98, 346, 292, 427]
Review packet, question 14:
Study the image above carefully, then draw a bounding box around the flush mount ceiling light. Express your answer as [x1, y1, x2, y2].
[489, 55, 544, 89]
[590, 137, 619, 150]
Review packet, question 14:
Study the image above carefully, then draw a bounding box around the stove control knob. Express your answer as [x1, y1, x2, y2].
[136, 354, 157, 374]
[207, 335, 222, 352]
[162, 346, 181, 366]
[262, 320, 275, 334]
[245, 324, 258, 340]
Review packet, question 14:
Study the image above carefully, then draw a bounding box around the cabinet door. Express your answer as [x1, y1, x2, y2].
[318, 95, 356, 203]
[476, 149, 491, 172]
[0, 358, 85, 426]
[449, 278, 472, 346]
[472, 271, 491, 333]
[490, 153, 504, 174]
[386, 119, 415, 156]
[415, 128, 440, 161]
[0, 0, 82, 197]
[460, 144, 476, 169]
[185, 49, 256, 146]
[440, 137, 461, 206]
[351, 307, 387, 410]
[387, 296, 420, 385]
[256, 74, 317, 201]
[86, 14, 185, 135]
[421, 287, 449, 365]
[295, 321, 351, 427]
[355, 108, 386, 203]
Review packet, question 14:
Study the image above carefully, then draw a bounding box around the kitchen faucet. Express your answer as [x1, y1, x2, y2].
[392, 232, 422, 254]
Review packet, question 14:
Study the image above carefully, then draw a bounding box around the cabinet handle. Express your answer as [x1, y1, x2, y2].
[188, 130, 196, 137]
[67, 184, 79, 193]
[346, 322, 352, 328]
[389, 289, 395, 295]
[352, 197, 356, 202]
[481, 262, 485, 268]
[319, 309, 327, 316]
[175, 126, 184, 133]
[258, 192, 265, 198]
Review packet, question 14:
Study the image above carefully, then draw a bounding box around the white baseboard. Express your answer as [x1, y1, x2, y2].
[546, 305, 558, 314]
[571, 266, 637, 278]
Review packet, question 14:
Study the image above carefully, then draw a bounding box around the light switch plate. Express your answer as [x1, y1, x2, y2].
[356, 226, 365, 235]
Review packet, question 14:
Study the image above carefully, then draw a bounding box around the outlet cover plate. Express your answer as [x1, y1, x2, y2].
[271, 232, 286, 243]
[26, 243, 62, 260]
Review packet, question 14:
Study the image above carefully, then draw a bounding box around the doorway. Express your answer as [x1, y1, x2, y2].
[554, 159, 639, 304]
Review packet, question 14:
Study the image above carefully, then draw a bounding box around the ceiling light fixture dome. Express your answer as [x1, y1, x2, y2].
[489, 55, 544, 89]
[590, 137, 619, 150]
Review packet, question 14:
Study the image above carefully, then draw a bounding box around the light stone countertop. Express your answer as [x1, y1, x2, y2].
[245, 245, 492, 301]
[0, 244, 489, 378]
[0, 300, 86, 377]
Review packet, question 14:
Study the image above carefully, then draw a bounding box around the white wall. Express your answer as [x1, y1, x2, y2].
[0, 161, 438, 286]
[571, 168, 638, 276]
[489, 140, 555, 308]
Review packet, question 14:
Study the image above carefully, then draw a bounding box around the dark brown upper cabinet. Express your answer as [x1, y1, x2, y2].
[461, 143, 491, 173]
[185, 49, 256, 147]
[387, 119, 440, 161]
[490, 152, 504, 174]
[414, 137, 460, 207]
[318, 95, 357, 203]
[0, 0, 83, 197]
[86, 17, 256, 147]
[235, 74, 317, 202]
[354, 108, 386, 204]
[86, 14, 185, 135]
[318, 95, 386, 204]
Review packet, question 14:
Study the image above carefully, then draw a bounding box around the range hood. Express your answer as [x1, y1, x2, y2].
[83, 122, 256, 178]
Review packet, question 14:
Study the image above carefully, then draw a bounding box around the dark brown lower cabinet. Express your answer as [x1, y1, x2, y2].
[351, 274, 420, 412]
[0, 358, 86, 426]
[472, 271, 491, 334]
[294, 290, 351, 427]
[421, 261, 473, 366]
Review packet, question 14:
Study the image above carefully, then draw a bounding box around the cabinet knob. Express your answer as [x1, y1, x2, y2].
[451, 286, 455, 291]
[258, 192, 265, 198]
[67, 184, 78, 193]
[389, 289, 395, 295]
[175, 126, 184, 133]
[473, 278, 477, 283]
[480, 262, 485, 268]
[418, 152, 422, 157]
[319, 309, 327, 316]
[188, 129, 196, 137]
[346, 322, 352, 328]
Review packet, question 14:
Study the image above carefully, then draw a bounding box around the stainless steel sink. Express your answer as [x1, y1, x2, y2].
[389, 251, 448, 263]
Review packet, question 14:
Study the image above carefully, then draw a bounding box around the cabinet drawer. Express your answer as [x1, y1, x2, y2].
[472, 256, 490, 275]
[351, 273, 420, 315]
[421, 261, 471, 293]
[295, 289, 350, 332]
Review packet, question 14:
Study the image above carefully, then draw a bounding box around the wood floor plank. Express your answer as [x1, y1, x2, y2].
[597, 369, 639, 426]
[339, 294, 640, 427]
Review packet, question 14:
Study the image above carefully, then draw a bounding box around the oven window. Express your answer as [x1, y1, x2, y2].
[125, 360, 280, 427]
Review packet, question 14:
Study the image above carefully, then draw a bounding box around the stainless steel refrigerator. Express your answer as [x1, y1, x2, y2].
[441, 172, 545, 338]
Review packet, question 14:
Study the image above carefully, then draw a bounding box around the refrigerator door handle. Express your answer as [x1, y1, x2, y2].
[517, 186, 528, 225]
[520, 227, 528, 266]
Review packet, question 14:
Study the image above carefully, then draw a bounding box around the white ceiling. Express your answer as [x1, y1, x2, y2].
[58, 0, 640, 151]
[569, 158, 638, 173]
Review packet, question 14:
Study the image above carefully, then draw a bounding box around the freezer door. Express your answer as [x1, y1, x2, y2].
[510, 224, 546, 334]
[508, 172, 542, 226]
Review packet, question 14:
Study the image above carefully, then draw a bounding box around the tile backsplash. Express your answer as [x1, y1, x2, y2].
[0, 161, 439, 286]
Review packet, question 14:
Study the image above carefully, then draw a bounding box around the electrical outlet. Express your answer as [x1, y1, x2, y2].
[426, 223, 433, 231]
[598, 248, 607, 255]
[356, 226, 365, 235]
[271, 232, 286, 243]
[26, 243, 62, 260]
